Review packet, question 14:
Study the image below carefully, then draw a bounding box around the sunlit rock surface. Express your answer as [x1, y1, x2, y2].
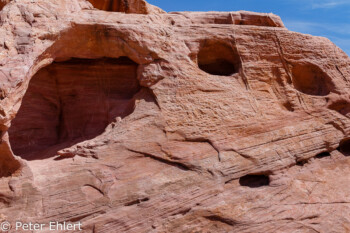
[0, 0, 350, 232]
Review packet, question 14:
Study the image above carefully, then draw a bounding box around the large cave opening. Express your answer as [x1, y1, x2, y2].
[9, 57, 140, 160]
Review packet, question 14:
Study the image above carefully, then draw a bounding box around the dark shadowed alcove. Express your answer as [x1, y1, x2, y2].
[328, 99, 350, 117]
[239, 174, 270, 188]
[88, 0, 129, 12]
[197, 41, 241, 76]
[339, 138, 350, 156]
[291, 63, 334, 96]
[9, 57, 140, 160]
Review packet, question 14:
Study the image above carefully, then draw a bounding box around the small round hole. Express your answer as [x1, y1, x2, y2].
[239, 175, 270, 188]
[339, 139, 350, 156]
[315, 151, 330, 159]
[197, 41, 241, 76]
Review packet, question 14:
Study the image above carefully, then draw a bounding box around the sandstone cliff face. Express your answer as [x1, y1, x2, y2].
[0, 0, 350, 232]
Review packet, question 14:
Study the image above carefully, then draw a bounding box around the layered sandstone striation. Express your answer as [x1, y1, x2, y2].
[0, 0, 350, 232]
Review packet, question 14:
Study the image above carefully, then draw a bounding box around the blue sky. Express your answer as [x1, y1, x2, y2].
[147, 0, 350, 55]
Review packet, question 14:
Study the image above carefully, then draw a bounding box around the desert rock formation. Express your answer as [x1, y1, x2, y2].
[87, 0, 164, 14]
[0, 0, 350, 232]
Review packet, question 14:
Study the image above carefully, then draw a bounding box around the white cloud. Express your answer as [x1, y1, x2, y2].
[311, 1, 350, 9]
[311, 0, 350, 9]
[290, 0, 350, 9]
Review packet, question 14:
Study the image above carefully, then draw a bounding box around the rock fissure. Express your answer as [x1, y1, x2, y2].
[127, 149, 193, 171]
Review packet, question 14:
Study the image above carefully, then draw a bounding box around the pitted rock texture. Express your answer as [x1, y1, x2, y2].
[0, 0, 350, 232]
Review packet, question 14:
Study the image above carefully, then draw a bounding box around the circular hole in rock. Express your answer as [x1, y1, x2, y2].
[339, 139, 350, 156]
[197, 41, 241, 76]
[239, 174, 270, 188]
[315, 151, 331, 159]
[8, 57, 140, 160]
[291, 63, 334, 96]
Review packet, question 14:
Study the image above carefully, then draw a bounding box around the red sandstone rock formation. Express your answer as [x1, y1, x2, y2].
[88, 0, 164, 14]
[0, 0, 350, 232]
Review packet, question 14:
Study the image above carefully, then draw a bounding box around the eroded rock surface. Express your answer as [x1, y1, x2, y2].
[0, 0, 350, 232]
[87, 0, 164, 14]
[9, 57, 140, 160]
[0, 0, 9, 11]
